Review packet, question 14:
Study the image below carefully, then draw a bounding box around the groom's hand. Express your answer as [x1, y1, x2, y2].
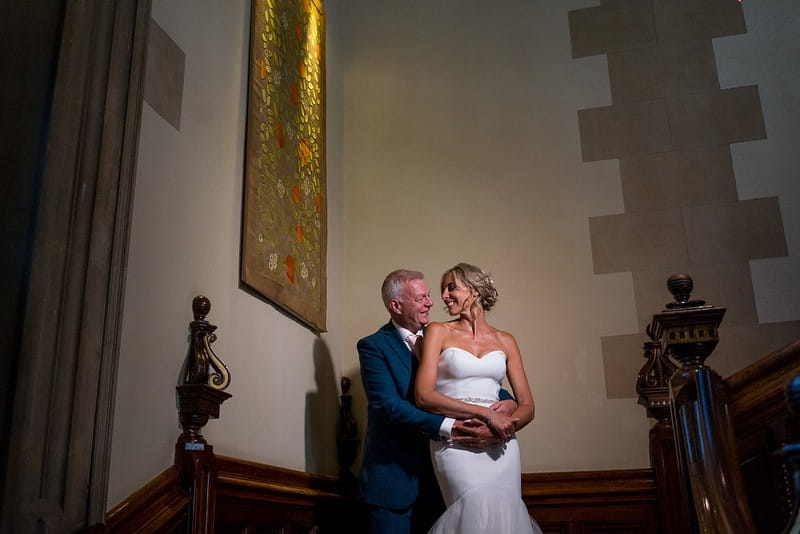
[491, 399, 517, 415]
[450, 419, 505, 449]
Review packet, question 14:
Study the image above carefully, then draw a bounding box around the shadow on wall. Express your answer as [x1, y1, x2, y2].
[305, 338, 340, 475]
[345, 368, 367, 475]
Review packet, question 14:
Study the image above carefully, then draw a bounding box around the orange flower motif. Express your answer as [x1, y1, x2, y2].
[285, 255, 295, 285]
[290, 83, 300, 107]
[315, 194, 322, 213]
[299, 139, 311, 165]
[298, 61, 307, 78]
[260, 60, 267, 79]
[295, 224, 305, 243]
[295, 24, 303, 41]
[276, 122, 285, 148]
[292, 185, 301, 204]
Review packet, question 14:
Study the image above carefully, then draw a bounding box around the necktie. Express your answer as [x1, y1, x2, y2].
[405, 333, 420, 352]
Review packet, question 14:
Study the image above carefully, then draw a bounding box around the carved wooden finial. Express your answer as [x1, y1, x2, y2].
[651, 274, 725, 366]
[176, 295, 232, 448]
[193, 294, 211, 321]
[665, 273, 705, 309]
[184, 295, 230, 391]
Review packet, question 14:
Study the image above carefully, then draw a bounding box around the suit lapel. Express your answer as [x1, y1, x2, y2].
[381, 322, 412, 373]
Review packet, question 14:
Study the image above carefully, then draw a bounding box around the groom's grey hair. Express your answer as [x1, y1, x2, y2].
[381, 269, 425, 310]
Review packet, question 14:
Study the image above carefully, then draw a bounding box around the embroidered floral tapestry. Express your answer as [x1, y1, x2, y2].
[242, 0, 326, 331]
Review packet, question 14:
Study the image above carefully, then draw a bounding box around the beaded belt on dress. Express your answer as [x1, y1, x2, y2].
[457, 397, 495, 404]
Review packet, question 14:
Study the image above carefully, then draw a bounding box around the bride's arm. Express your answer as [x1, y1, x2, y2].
[501, 332, 535, 431]
[415, 323, 517, 439]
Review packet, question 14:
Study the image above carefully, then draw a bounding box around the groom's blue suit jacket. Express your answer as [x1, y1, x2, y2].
[356, 321, 444, 510]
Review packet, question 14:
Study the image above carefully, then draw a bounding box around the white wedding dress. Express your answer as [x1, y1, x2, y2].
[428, 347, 542, 534]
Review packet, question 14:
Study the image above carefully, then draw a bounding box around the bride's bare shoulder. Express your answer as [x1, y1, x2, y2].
[496, 329, 520, 348]
[428, 320, 460, 331]
[425, 321, 450, 334]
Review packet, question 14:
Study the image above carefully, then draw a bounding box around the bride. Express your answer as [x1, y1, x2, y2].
[415, 263, 542, 534]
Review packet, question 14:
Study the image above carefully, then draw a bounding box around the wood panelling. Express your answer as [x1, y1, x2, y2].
[524, 469, 661, 534]
[215, 456, 349, 534]
[103, 466, 189, 533]
[102, 457, 661, 533]
[727, 340, 800, 534]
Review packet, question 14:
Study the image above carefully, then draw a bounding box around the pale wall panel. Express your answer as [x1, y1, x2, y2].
[608, 40, 719, 103]
[652, 0, 746, 43]
[108, 0, 346, 508]
[569, 1, 656, 58]
[620, 147, 738, 212]
[668, 86, 767, 149]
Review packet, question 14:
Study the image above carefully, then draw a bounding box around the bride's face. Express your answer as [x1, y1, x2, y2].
[441, 273, 477, 316]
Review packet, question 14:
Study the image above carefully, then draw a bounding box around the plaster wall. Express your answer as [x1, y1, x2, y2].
[340, 0, 800, 473]
[107, 0, 800, 506]
[107, 0, 345, 507]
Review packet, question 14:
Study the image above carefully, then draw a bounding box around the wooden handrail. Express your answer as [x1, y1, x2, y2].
[726, 339, 800, 432]
[639, 274, 800, 534]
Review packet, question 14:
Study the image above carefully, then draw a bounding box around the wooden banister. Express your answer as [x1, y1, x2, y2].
[727, 339, 800, 431]
[727, 342, 800, 534]
[175, 295, 232, 534]
[639, 274, 800, 534]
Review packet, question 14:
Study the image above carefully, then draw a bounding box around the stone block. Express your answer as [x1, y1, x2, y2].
[653, 0, 747, 43]
[144, 18, 185, 130]
[620, 146, 738, 212]
[590, 209, 687, 273]
[608, 40, 719, 103]
[569, 1, 656, 58]
[579, 100, 671, 161]
[668, 86, 766, 149]
[683, 197, 787, 264]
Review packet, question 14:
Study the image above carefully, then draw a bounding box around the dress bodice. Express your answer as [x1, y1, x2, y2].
[428, 347, 541, 534]
[435, 347, 506, 403]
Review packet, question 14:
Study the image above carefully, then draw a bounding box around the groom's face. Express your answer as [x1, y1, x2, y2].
[393, 278, 433, 332]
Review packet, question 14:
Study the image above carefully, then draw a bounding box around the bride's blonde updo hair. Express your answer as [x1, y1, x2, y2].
[442, 263, 498, 311]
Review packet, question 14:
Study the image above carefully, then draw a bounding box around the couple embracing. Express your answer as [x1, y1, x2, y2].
[357, 264, 542, 534]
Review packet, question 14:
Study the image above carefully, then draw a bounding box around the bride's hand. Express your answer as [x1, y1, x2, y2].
[486, 408, 518, 441]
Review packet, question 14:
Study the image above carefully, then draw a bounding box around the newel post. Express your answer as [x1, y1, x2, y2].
[636, 325, 692, 534]
[651, 274, 757, 533]
[176, 295, 232, 534]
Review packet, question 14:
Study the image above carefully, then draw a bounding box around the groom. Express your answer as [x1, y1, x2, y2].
[357, 269, 514, 534]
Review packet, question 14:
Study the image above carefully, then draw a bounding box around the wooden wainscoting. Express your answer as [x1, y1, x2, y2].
[103, 466, 190, 533]
[103, 458, 660, 533]
[214, 455, 351, 534]
[524, 469, 660, 534]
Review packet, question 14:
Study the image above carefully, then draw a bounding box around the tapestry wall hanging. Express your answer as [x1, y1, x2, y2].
[241, 0, 326, 332]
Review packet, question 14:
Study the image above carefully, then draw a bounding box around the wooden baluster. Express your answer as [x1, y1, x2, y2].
[651, 274, 757, 533]
[636, 326, 693, 534]
[176, 295, 232, 534]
